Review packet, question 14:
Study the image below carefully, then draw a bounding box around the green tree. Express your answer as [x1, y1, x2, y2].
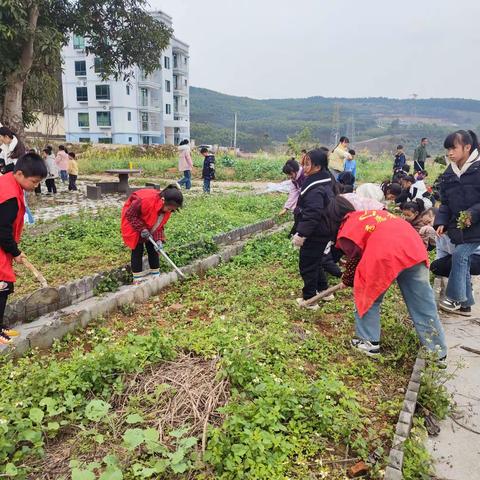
[0, 0, 172, 137]
[286, 126, 314, 155]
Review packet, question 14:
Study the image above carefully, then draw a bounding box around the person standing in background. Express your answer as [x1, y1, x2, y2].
[330, 137, 352, 176]
[393, 145, 407, 172]
[55, 145, 69, 183]
[68, 152, 79, 191]
[0, 127, 26, 174]
[413, 138, 429, 172]
[177, 139, 193, 190]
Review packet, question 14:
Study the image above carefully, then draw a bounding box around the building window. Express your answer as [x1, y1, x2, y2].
[75, 60, 87, 76]
[165, 104, 171, 115]
[98, 137, 112, 144]
[127, 112, 131, 121]
[173, 53, 178, 68]
[96, 111, 111, 127]
[164, 56, 170, 69]
[94, 57, 104, 74]
[173, 75, 178, 90]
[79, 137, 91, 143]
[165, 80, 171, 93]
[185, 99, 188, 107]
[140, 88, 148, 107]
[95, 84, 110, 100]
[184, 57, 188, 65]
[73, 35, 85, 50]
[184, 79, 187, 87]
[141, 112, 149, 131]
[78, 112, 89, 127]
[126, 85, 130, 95]
[128, 137, 133, 142]
[76, 87, 88, 102]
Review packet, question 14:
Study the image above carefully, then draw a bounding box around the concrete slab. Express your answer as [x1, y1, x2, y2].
[426, 282, 480, 480]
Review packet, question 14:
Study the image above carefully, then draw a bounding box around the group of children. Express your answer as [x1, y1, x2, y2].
[177, 140, 215, 193]
[2, 130, 479, 366]
[35, 145, 78, 195]
[279, 130, 480, 361]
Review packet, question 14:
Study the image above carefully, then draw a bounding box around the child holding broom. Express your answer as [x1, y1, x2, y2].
[121, 185, 183, 284]
[0, 153, 47, 344]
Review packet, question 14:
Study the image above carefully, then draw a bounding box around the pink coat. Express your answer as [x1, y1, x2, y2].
[55, 150, 69, 170]
[178, 145, 193, 172]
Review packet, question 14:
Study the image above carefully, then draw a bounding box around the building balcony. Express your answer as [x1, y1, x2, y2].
[173, 64, 188, 75]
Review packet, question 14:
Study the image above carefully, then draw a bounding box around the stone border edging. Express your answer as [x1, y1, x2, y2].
[2, 223, 289, 358]
[384, 355, 425, 479]
[5, 218, 279, 326]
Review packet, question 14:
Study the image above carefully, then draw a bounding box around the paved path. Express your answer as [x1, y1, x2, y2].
[427, 281, 480, 480]
[25, 178, 272, 225]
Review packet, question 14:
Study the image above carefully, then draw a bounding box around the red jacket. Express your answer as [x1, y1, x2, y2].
[336, 210, 428, 316]
[121, 189, 171, 249]
[0, 173, 25, 282]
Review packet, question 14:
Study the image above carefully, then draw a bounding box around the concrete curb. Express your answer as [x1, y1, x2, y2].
[384, 355, 425, 480]
[1, 223, 288, 358]
[5, 218, 279, 326]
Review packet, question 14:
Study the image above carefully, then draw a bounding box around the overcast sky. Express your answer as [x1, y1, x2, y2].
[150, 0, 480, 100]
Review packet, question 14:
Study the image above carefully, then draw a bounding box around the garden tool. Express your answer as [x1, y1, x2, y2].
[146, 235, 186, 279]
[302, 282, 347, 306]
[22, 257, 60, 308]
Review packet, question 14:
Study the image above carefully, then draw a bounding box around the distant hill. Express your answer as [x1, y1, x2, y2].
[190, 87, 480, 154]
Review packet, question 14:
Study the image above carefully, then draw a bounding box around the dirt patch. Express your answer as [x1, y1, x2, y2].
[29, 354, 229, 479]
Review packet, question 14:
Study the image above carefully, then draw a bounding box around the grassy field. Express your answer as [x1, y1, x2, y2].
[77, 147, 446, 184]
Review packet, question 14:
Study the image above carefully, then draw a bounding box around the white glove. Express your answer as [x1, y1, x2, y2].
[292, 233, 306, 248]
[156, 240, 164, 250]
[141, 229, 151, 240]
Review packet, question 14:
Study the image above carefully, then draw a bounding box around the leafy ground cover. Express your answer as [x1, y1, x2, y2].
[1, 232, 420, 479]
[14, 193, 284, 298]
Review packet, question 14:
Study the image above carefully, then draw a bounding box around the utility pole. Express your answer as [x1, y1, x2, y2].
[330, 104, 340, 147]
[411, 93, 418, 118]
[346, 114, 356, 144]
[233, 113, 237, 154]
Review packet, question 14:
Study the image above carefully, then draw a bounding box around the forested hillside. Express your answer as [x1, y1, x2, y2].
[190, 87, 480, 153]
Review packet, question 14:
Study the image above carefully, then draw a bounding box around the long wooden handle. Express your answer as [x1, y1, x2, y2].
[22, 257, 49, 288]
[303, 282, 347, 306]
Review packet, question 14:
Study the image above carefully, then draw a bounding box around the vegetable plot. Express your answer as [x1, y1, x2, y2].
[1, 233, 419, 479]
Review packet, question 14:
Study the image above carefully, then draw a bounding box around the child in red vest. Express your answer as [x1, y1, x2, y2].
[121, 185, 183, 284]
[0, 153, 47, 344]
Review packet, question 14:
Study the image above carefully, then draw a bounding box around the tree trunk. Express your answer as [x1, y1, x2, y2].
[2, 3, 39, 140]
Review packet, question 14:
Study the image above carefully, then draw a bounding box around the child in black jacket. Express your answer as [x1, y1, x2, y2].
[435, 130, 480, 315]
[201, 147, 215, 193]
[292, 149, 336, 309]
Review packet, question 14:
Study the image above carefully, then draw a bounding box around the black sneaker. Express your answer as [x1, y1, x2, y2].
[0, 330, 12, 345]
[458, 306, 472, 317]
[438, 298, 462, 314]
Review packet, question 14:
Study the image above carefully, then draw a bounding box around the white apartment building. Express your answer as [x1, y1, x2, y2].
[61, 10, 190, 145]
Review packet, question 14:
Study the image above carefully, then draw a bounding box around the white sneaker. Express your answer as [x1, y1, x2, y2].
[322, 294, 335, 301]
[350, 338, 380, 357]
[296, 297, 319, 311]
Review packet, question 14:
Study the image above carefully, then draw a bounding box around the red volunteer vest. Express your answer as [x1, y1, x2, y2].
[120, 189, 171, 249]
[0, 173, 25, 282]
[336, 210, 428, 316]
